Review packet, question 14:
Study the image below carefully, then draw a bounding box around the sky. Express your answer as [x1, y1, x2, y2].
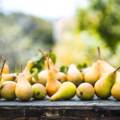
[1, 0, 88, 20]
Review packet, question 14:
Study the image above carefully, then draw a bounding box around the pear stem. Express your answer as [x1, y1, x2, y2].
[0, 56, 6, 75]
[20, 64, 23, 73]
[114, 67, 120, 74]
[97, 46, 101, 60]
[85, 54, 94, 63]
[38, 49, 47, 60]
[47, 54, 51, 70]
[43, 95, 51, 100]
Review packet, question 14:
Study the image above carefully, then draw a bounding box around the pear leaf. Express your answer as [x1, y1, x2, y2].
[77, 63, 87, 71]
[59, 66, 68, 74]
[46, 52, 56, 64]
[15, 68, 19, 73]
[31, 52, 43, 62]
[31, 68, 39, 81]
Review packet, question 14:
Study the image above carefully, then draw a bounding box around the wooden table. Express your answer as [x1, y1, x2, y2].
[0, 95, 120, 120]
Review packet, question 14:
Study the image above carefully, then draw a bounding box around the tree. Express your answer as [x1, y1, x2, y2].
[76, 0, 120, 53]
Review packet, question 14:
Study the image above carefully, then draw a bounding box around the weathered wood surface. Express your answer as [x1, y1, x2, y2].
[0, 95, 120, 120]
[0, 95, 120, 107]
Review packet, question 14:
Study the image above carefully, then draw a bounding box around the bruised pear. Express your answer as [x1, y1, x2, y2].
[0, 81, 16, 100]
[76, 83, 95, 100]
[15, 64, 33, 101]
[32, 83, 47, 99]
[66, 64, 83, 86]
[0, 73, 18, 87]
[57, 72, 66, 83]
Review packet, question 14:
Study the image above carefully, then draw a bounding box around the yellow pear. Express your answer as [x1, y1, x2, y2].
[111, 82, 120, 100]
[94, 67, 120, 99]
[36, 70, 48, 86]
[76, 83, 95, 100]
[0, 81, 16, 100]
[83, 54, 100, 86]
[2, 63, 9, 74]
[66, 64, 83, 86]
[0, 57, 6, 97]
[45, 82, 76, 101]
[46, 54, 61, 97]
[32, 83, 47, 99]
[15, 64, 33, 101]
[97, 47, 115, 77]
[56, 72, 66, 83]
[115, 72, 120, 82]
[23, 60, 34, 84]
[0, 73, 18, 87]
[38, 49, 66, 84]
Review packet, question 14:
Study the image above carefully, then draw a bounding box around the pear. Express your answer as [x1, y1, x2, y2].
[37, 70, 48, 86]
[38, 49, 67, 83]
[0, 56, 6, 81]
[0, 73, 18, 87]
[0, 81, 16, 100]
[46, 54, 61, 97]
[0, 57, 6, 97]
[23, 60, 34, 84]
[76, 83, 95, 100]
[97, 47, 115, 77]
[56, 72, 66, 83]
[115, 72, 120, 82]
[32, 83, 47, 99]
[15, 64, 33, 101]
[45, 82, 76, 101]
[83, 54, 100, 86]
[2, 63, 9, 74]
[94, 67, 120, 99]
[111, 82, 120, 100]
[66, 64, 83, 86]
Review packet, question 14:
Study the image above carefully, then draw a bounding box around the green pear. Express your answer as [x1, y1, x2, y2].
[15, 64, 33, 101]
[97, 47, 115, 77]
[94, 67, 120, 99]
[83, 54, 100, 86]
[32, 83, 47, 99]
[47, 82, 76, 101]
[66, 64, 83, 86]
[76, 83, 95, 100]
[0, 81, 16, 100]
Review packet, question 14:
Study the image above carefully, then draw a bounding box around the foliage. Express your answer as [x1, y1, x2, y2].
[0, 13, 54, 72]
[76, 0, 120, 53]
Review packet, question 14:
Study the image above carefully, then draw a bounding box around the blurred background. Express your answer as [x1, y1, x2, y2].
[0, 0, 120, 72]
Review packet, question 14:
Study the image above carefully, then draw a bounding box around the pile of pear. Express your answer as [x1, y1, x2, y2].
[1, 46, 120, 101]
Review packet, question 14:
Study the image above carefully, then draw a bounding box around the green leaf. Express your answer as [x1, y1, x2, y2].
[77, 63, 87, 71]
[59, 66, 68, 74]
[31, 52, 43, 62]
[31, 68, 38, 81]
[46, 52, 56, 64]
[15, 68, 19, 73]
